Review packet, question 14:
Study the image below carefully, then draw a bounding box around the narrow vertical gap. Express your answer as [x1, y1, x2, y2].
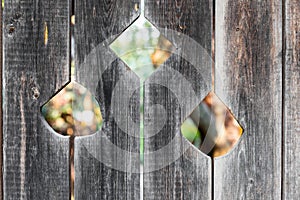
[140, 0, 145, 16]
[212, 0, 216, 91]
[70, 0, 75, 82]
[211, 158, 214, 200]
[140, 1, 145, 199]
[140, 81, 144, 200]
[69, 136, 75, 200]
[212, 0, 216, 199]
[0, 3, 3, 200]
[69, 0, 75, 200]
[281, 0, 286, 199]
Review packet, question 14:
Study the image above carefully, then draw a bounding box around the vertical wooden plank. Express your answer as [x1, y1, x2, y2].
[283, 0, 300, 199]
[215, 1, 282, 199]
[144, 1, 213, 199]
[3, 0, 70, 199]
[1, 4, 3, 200]
[145, 0, 212, 53]
[74, 0, 140, 199]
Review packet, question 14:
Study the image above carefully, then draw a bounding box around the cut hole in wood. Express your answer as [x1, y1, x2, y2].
[109, 15, 176, 180]
[41, 82, 103, 137]
[41, 81, 103, 200]
[109, 16, 175, 81]
[181, 92, 243, 158]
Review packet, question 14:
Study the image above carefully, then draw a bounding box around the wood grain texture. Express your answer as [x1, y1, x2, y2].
[144, 1, 213, 199]
[215, 0, 282, 199]
[283, 0, 300, 199]
[74, 0, 140, 199]
[143, 58, 212, 200]
[1, 5, 3, 200]
[145, 0, 212, 53]
[3, 0, 70, 199]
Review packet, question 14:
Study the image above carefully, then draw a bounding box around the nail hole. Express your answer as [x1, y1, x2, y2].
[8, 24, 15, 36]
[249, 178, 254, 184]
[32, 87, 40, 100]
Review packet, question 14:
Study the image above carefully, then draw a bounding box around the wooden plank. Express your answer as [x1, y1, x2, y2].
[145, 0, 212, 53]
[214, 1, 282, 199]
[3, 0, 70, 199]
[144, 1, 213, 199]
[283, 0, 300, 199]
[143, 58, 212, 200]
[1, 4, 3, 200]
[74, 0, 140, 199]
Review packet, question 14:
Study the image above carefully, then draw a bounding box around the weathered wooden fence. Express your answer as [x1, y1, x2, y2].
[2, 0, 299, 199]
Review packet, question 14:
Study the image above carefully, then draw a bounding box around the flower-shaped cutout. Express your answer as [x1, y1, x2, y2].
[109, 16, 175, 80]
[41, 82, 103, 137]
[181, 92, 243, 157]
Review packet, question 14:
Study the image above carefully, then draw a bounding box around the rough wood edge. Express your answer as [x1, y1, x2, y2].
[0, 4, 3, 200]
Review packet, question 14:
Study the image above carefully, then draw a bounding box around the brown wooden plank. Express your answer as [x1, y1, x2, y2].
[283, 0, 300, 199]
[74, 0, 140, 199]
[144, 0, 213, 199]
[3, 0, 70, 199]
[214, 1, 282, 199]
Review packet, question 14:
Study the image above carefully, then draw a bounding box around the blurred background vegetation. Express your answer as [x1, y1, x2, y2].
[110, 16, 173, 80]
[41, 82, 103, 137]
[181, 92, 243, 157]
[42, 16, 243, 158]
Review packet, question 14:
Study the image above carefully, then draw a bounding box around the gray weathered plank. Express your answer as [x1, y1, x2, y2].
[283, 0, 300, 199]
[1, 4, 3, 200]
[143, 58, 212, 200]
[145, 0, 212, 54]
[74, 0, 140, 199]
[3, 0, 70, 199]
[214, 1, 282, 199]
[144, 1, 213, 199]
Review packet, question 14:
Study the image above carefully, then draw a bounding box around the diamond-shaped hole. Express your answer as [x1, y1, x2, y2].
[41, 82, 103, 137]
[181, 92, 243, 158]
[109, 16, 175, 80]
